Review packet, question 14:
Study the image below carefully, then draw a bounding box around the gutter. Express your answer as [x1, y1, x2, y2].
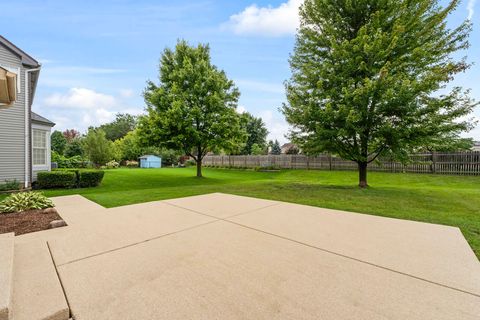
[24, 67, 41, 188]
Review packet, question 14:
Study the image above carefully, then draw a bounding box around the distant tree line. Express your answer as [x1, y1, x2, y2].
[51, 109, 272, 169]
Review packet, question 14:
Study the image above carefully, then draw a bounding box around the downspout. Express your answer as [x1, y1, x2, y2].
[24, 67, 41, 188]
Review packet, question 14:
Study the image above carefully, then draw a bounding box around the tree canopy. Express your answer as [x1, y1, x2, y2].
[269, 140, 282, 155]
[62, 129, 81, 143]
[138, 40, 244, 177]
[64, 139, 84, 157]
[98, 113, 137, 141]
[83, 129, 114, 166]
[282, 0, 476, 187]
[51, 130, 67, 154]
[239, 112, 268, 155]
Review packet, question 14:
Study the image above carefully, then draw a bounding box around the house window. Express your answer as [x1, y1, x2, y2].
[32, 129, 47, 166]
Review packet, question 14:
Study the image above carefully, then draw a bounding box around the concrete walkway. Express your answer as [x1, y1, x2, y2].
[8, 193, 480, 319]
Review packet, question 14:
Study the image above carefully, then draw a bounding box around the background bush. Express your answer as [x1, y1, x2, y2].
[37, 171, 77, 189]
[0, 180, 21, 192]
[126, 160, 138, 168]
[0, 192, 54, 213]
[78, 170, 105, 188]
[106, 160, 120, 169]
[52, 151, 89, 168]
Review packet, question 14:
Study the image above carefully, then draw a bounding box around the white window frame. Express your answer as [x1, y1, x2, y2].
[32, 124, 51, 171]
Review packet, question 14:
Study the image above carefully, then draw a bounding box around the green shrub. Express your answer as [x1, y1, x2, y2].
[37, 171, 77, 189]
[0, 192, 54, 213]
[0, 180, 21, 192]
[78, 170, 105, 188]
[52, 151, 89, 168]
[126, 160, 139, 168]
[106, 160, 120, 169]
[185, 159, 196, 167]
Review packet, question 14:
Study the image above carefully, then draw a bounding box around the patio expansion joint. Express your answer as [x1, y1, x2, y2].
[56, 219, 221, 267]
[164, 201, 480, 299]
[162, 201, 283, 220]
[56, 202, 281, 268]
[226, 220, 480, 299]
[46, 241, 73, 319]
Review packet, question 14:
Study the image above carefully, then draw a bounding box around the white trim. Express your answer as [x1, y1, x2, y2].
[31, 124, 51, 172]
[24, 67, 41, 188]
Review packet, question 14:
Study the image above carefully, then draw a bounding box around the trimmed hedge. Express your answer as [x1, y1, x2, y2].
[37, 171, 77, 189]
[37, 169, 105, 189]
[78, 170, 105, 188]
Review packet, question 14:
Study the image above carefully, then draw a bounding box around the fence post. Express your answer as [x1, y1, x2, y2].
[431, 151, 436, 174]
[329, 154, 333, 171]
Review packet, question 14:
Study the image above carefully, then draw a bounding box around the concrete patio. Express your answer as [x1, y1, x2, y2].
[1, 193, 479, 319]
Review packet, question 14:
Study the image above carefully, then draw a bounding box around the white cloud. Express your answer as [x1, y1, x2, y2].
[224, 0, 303, 37]
[468, 0, 477, 20]
[39, 87, 143, 132]
[44, 88, 117, 109]
[119, 89, 135, 98]
[258, 109, 290, 144]
[236, 105, 247, 113]
[82, 108, 116, 126]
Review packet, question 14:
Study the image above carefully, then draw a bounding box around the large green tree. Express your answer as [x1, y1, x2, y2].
[239, 112, 268, 155]
[64, 139, 84, 157]
[269, 140, 282, 155]
[98, 113, 137, 141]
[282, 0, 476, 187]
[113, 130, 144, 161]
[83, 129, 114, 166]
[51, 130, 67, 154]
[138, 40, 243, 177]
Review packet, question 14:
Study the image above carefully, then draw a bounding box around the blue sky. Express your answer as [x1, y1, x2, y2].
[1, 0, 479, 143]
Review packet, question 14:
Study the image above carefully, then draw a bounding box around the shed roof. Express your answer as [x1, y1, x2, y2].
[139, 155, 161, 159]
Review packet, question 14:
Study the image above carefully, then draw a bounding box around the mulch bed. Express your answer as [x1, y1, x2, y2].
[0, 208, 65, 235]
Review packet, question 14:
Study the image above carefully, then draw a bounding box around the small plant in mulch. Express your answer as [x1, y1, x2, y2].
[0, 192, 54, 213]
[0, 192, 66, 235]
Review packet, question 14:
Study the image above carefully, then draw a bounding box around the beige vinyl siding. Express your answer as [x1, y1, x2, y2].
[0, 44, 26, 183]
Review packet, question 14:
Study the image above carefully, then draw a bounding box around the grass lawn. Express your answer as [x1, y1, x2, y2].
[3, 167, 479, 258]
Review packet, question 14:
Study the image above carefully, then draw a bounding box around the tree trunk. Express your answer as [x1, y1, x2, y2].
[358, 161, 368, 188]
[196, 158, 203, 178]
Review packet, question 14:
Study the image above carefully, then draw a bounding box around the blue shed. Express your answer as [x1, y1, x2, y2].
[139, 155, 162, 168]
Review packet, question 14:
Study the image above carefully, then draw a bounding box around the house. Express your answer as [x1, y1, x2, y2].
[281, 142, 299, 154]
[139, 155, 162, 168]
[0, 35, 55, 188]
[472, 141, 480, 152]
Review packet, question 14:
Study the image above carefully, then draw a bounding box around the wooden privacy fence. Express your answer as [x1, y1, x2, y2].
[203, 152, 480, 175]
